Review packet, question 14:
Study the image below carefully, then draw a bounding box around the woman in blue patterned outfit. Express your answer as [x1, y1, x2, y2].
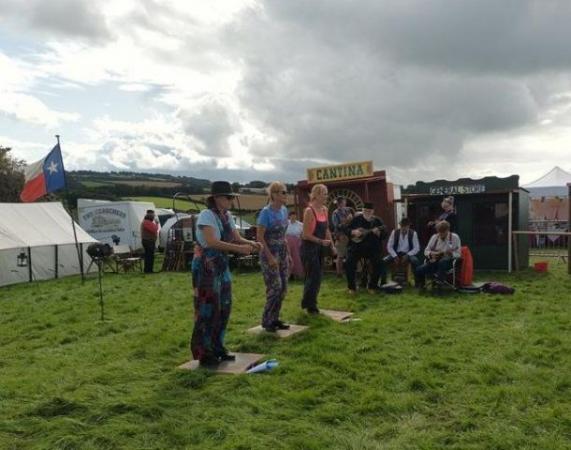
[257, 182, 292, 332]
[191, 181, 262, 367]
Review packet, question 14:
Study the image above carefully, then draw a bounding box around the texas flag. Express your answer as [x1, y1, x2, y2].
[20, 144, 66, 202]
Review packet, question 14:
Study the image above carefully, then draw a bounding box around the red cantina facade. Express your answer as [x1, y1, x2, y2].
[294, 161, 396, 230]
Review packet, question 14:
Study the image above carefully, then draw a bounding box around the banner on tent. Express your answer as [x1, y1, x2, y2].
[80, 207, 129, 246]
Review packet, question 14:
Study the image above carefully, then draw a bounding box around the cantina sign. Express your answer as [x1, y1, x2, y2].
[307, 161, 373, 183]
[429, 184, 486, 195]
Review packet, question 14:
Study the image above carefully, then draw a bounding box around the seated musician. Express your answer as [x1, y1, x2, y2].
[415, 220, 461, 288]
[345, 202, 386, 294]
[383, 217, 421, 271]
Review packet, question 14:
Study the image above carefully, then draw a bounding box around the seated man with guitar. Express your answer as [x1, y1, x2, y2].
[345, 202, 387, 294]
[415, 220, 461, 288]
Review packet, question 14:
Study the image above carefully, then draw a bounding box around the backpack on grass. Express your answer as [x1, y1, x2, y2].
[482, 282, 515, 295]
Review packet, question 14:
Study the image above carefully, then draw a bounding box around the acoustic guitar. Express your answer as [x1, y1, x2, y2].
[350, 226, 384, 244]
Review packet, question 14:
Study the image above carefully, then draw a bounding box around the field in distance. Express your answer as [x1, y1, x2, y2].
[125, 194, 294, 211]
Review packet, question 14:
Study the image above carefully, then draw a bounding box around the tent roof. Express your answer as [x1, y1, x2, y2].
[0, 202, 97, 250]
[523, 166, 571, 188]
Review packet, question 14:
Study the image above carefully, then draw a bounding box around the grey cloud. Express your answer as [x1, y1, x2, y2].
[213, 0, 567, 179]
[178, 100, 240, 157]
[6, 0, 570, 185]
[264, 0, 571, 75]
[0, 0, 112, 43]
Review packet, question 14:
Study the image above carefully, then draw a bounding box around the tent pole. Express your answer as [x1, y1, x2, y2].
[508, 191, 513, 273]
[27, 247, 32, 282]
[56, 135, 85, 283]
[54, 245, 58, 279]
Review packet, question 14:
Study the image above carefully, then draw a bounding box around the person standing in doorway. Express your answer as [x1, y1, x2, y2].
[301, 184, 336, 314]
[257, 181, 291, 332]
[428, 196, 457, 234]
[141, 209, 159, 273]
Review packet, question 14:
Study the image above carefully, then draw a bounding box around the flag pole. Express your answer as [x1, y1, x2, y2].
[56, 135, 85, 283]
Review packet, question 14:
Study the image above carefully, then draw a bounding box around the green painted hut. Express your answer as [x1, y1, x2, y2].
[402, 175, 529, 271]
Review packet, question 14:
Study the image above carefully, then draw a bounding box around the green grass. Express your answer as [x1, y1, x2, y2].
[124, 196, 203, 211]
[124, 196, 257, 223]
[1, 262, 570, 449]
[81, 181, 111, 188]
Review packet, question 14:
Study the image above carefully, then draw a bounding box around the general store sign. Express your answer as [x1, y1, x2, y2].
[429, 184, 486, 195]
[307, 161, 373, 184]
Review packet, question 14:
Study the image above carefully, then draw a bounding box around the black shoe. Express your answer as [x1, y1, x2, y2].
[216, 347, 236, 361]
[263, 324, 278, 332]
[199, 355, 220, 368]
[274, 320, 290, 330]
[218, 353, 236, 362]
[306, 307, 320, 315]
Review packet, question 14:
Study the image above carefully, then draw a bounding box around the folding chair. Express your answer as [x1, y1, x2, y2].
[113, 245, 143, 273]
[425, 257, 462, 291]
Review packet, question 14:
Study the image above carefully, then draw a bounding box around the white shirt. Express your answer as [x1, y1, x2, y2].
[424, 232, 461, 259]
[387, 229, 420, 258]
[286, 220, 303, 237]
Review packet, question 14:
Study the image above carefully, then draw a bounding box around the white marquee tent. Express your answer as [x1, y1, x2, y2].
[523, 166, 571, 198]
[0, 202, 97, 287]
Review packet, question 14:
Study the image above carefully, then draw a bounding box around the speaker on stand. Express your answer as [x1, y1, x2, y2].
[86, 243, 113, 321]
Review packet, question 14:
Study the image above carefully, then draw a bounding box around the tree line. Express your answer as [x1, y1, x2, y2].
[0, 146, 295, 205]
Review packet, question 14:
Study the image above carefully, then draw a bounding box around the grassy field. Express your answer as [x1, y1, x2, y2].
[125, 194, 294, 212]
[1, 261, 570, 449]
[80, 180, 183, 188]
[124, 196, 203, 211]
[125, 196, 258, 224]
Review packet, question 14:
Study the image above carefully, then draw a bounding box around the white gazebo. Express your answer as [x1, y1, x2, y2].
[523, 166, 571, 198]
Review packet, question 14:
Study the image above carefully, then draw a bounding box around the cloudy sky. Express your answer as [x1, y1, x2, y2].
[1, 0, 571, 185]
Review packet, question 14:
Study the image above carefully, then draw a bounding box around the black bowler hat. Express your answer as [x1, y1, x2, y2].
[208, 181, 239, 198]
[363, 202, 374, 210]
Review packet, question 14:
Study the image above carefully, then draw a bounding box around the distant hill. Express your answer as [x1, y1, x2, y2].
[66, 170, 211, 204]
[64, 171, 294, 212]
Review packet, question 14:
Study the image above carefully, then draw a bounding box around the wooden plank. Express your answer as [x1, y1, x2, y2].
[247, 324, 308, 338]
[178, 353, 265, 374]
[320, 309, 354, 322]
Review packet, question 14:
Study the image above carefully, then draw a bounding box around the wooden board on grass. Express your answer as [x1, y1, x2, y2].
[320, 309, 354, 322]
[178, 353, 265, 374]
[247, 324, 308, 338]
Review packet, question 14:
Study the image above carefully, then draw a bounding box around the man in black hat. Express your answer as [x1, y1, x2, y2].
[384, 217, 420, 267]
[344, 202, 387, 294]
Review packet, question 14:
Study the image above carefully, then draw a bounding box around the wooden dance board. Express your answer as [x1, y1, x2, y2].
[247, 324, 308, 338]
[178, 353, 265, 374]
[320, 309, 354, 322]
